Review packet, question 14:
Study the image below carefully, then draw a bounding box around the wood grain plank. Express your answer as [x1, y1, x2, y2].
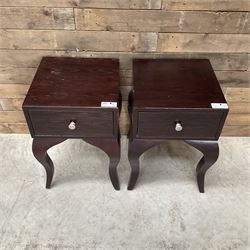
[158, 33, 250, 53]
[0, 98, 24, 111]
[227, 102, 250, 114]
[119, 111, 130, 135]
[0, 123, 28, 133]
[0, 84, 29, 98]
[0, 50, 248, 71]
[0, 123, 10, 133]
[225, 114, 250, 126]
[75, 9, 249, 33]
[0, 67, 36, 84]
[0, 30, 157, 52]
[8, 123, 29, 133]
[121, 101, 128, 113]
[0, 111, 26, 123]
[163, 0, 250, 11]
[120, 101, 130, 135]
[225, 87, 250, 102]
[0, 0, 161, 9]
[215, 71, 250, 87]
[0, 7, 74, 30]
[222, 126, 250, 136]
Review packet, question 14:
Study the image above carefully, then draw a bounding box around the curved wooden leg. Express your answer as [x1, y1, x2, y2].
[128, 139, 163, 190]
[32, 138, 66, 189]
[84, 138, 121, 190]
[185, 140, 219, 193]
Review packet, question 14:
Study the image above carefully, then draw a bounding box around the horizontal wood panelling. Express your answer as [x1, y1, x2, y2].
[75, 9, 249, 33]
[0, 123, 28, 133]
[0, 50, 249, 70]
[225, 87, 250, 102]
[227, 102, 250, 114]
[0, 123, 10, 133]
[119, 101, 130, 135]
[158, 33, 250, 53]
[2, 0, 248, 12]
[0, 7, 75, 30]
[222, 126, 250, 137]
[225, 114, 250, 126]
[0, 111, 26, 123]
[119, 112, 130, 135]
[163, 0, 250, 11]
[216, 71, 250, 87]
[1, 31, 249, 53]
[0, 98, 24, 111]
[0, 0, 161, 9]
[8, 123, 29, 133]
[223, 87, 250, 135]
[0, 30, 157, 52]
[0, 84, 29, 98]
[0, 67, 36, 84]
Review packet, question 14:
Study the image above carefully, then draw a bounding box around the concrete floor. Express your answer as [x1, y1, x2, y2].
[0, 135, 249, 250]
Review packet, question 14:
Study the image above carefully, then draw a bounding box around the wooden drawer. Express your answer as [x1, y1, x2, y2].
[28, 110, 114, 137]
[136, 110, 224, 139]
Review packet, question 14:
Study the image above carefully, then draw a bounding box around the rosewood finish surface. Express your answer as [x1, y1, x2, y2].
[128, 59, 228, 192]
[24, 57, 119, 108]
[133, 59, 227, 108]
[23, 57, 121, 190]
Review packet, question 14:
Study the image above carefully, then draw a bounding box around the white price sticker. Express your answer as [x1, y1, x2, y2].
[211, 103, 228, 109]
[101, 102, 117, 108]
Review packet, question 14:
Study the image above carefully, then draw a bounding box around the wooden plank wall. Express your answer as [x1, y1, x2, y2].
[0, 0, 249, 136]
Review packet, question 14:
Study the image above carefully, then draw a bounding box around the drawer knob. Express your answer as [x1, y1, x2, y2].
[68, 121, 76, 130]
[175, 122, 183, 132]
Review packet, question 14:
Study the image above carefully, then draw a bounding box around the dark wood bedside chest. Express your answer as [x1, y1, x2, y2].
[128, 59, 228, 193]
[23, 57, 121, 190]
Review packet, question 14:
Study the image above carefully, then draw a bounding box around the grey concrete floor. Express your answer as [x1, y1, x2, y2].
[0, 135, 249, 250]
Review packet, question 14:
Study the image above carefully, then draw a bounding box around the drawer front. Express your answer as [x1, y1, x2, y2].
[137, 111, 223, 139]
[29, 110, 114, 137]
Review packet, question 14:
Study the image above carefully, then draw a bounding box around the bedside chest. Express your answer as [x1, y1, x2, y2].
[23, 57, 121, 190]
[128, 59, 228, 192]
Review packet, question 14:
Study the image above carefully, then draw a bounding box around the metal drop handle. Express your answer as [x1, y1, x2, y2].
[68, 120, 76, 130]
[175, 122, 183, 132]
